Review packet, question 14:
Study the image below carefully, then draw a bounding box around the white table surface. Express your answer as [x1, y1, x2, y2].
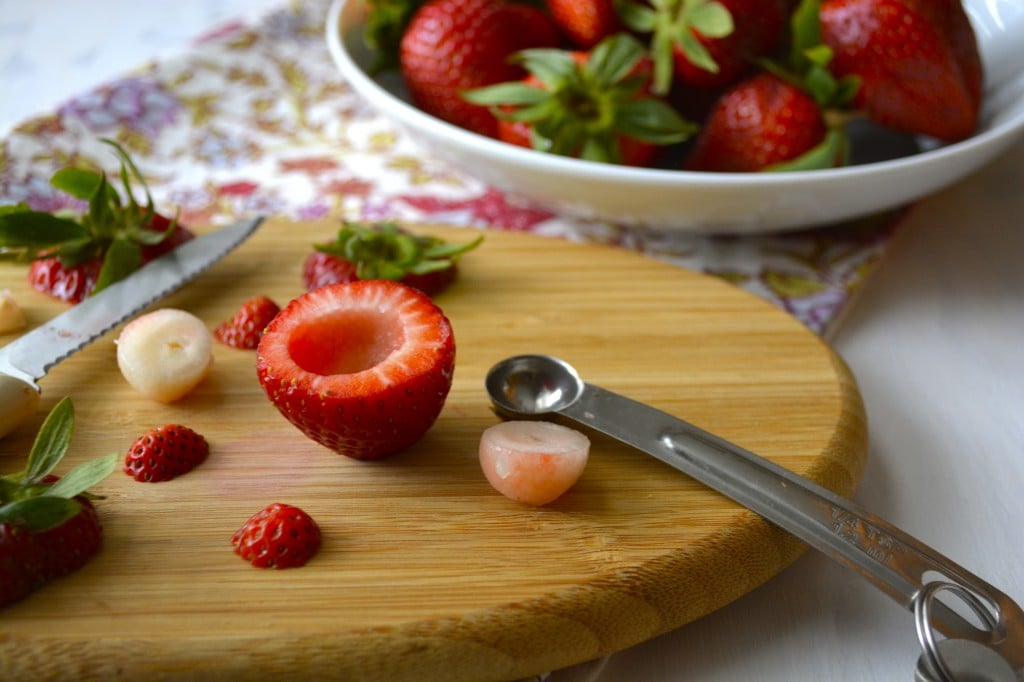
[2, 3, 1022, 681]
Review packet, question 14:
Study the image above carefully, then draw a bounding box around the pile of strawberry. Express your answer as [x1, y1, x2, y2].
[369, 0, 983, 172]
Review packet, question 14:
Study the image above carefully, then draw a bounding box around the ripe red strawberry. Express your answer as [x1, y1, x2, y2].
[123, 424, 210, 483]
[0, 139, 192, 304]
[214, 295, 281, 349]
[232, 502, 322, 569]
[0, 398, 117, 608]
[545, 0, 623, 49]
[398, 0, 560, 137]
[819, 0, 982, 141]
[464, 34, 697, 166]
[302, 221, 482, 297]
[684, 72, 831, 172]
[256, 280, 456, 460]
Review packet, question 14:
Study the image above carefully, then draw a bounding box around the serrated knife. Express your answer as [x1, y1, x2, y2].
[0, 215, 264, 438]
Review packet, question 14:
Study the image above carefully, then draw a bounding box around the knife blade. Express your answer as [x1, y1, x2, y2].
[0, 215, 265, 438]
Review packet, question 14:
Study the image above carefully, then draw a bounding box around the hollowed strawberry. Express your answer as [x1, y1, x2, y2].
[255, 280, 456, 460]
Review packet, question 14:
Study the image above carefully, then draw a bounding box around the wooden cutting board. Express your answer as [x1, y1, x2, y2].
[0, 218, 867, 681]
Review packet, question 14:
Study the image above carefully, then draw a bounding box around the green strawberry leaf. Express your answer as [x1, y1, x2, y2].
[586, 33, 646, 86]
[617, 99, 699, 144]
[50, 167, 104, 200]
[462, 82, 550, 108]
[92, 236, 143, 296]
[685, 0, 734, 39]
[0, 495, 83, 531]
[43, 453, 118, 500]
[516, 49, 578, 90]
[0, 212, 89, 256]
[23, 397, 75, 484]
[764, 128, 846, 172]
[617, 0, 657, 32]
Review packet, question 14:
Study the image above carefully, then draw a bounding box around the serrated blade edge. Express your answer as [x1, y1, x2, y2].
[0, 216, 264, 387]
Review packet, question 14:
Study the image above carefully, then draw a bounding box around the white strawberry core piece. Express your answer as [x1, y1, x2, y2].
[479, 420, 590, 506]
[0, 289, 27, 334]
[116, 308, 213, 403]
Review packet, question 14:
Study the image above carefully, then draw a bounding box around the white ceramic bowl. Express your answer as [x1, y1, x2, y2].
[326, 0, 1024, 233]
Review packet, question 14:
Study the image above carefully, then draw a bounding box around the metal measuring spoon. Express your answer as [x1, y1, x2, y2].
[485, 354, 1024, 680]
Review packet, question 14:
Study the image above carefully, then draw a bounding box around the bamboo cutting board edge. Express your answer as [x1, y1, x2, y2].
[0, 219, 868, 681]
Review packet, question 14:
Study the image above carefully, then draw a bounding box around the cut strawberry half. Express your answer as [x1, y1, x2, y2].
[255, 280, 456, 460]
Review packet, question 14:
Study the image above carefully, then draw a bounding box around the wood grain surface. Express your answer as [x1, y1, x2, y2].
[0, 218, 868, 681]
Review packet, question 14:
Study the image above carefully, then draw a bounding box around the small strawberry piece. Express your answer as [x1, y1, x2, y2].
[0, 140, 192, 304]
[478, 420, 591, 506]
[0, 398, 117, 608]
[256, 280, 456, 460]
[303, 221, 481, 298]
[123, 424, 210, 483]
[820, 0, 983, 141]
[399, 0, 559, 137]
[214, 295, 281, 350]
[684, 72, 829, 172]
[545, 0, 623, 49]
[231, 502, 321, 569]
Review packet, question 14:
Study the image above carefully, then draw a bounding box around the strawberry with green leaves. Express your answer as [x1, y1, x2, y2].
[398, 0, 560, 137]
[1, 397, 117, 608]
[620, 0, 789, 94]
[464, 33, 698, 166]
[0, 139, 192, 304]
[819, 0, 982, 142]
[302, 221, 482, 298]
[684, 0, 858, 172]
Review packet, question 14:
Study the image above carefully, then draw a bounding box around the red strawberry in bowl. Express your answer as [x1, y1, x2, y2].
[819, 0, 983, 142]
[0, 397, 117, 608]
[545, 0, 624, 49]
[0, 139, 192, 304]
[463, 34, 698, 166]
[398, 0, 560, 138]
[256, 279, 456, 461]
[301, 221, 482, 297]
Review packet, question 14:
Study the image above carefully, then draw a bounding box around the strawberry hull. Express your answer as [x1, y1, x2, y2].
[255, 281, 456, 461]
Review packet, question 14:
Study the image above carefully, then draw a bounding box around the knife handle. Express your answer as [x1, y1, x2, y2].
[0, 373, 40, 438]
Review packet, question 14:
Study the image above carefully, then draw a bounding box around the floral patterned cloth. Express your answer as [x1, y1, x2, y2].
[0, 0, 901, 337]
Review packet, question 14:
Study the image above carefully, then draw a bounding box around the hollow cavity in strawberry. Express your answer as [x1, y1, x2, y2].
[256, 280, 456, 460]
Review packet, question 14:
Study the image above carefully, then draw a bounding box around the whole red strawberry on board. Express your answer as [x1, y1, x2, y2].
[302, 221, 482, 297]
[232, 502, 322, 569]
[463, 33, 697, 166]
[0, 139, 193, 304]
[819, 0, 983, 142]
[256, 279, 455, 461]
[1, 397, 117, 608]
[398, 0, 560, 137]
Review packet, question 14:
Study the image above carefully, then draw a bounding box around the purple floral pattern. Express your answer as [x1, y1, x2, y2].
[0, 0, 902, 337]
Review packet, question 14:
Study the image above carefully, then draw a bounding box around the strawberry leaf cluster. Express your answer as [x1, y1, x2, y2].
[314, 221, 483, 282]
[0, 139, 180, 298]
[0, 398, 117, 532]
[464, 34, 697, 164]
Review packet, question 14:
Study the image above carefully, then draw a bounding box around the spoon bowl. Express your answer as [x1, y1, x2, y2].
[484, 354, 584, 418]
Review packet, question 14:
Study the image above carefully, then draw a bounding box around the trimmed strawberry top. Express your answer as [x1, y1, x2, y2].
[0, 139, 192, 304]
[214, 295, 282, 349]
[256, 280, 455, 460]
[0, 398, 117, 608]
[304, 221, 482, 297]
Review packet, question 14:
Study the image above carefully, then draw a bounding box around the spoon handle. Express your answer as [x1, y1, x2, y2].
[558, 382, 1024, 672]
